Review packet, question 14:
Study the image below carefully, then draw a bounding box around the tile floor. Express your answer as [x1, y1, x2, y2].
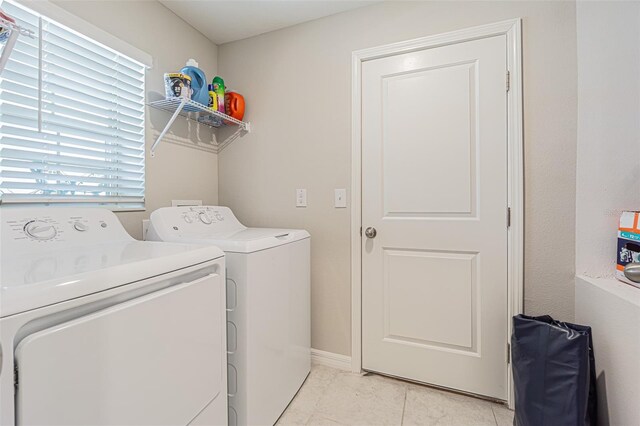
[276, 365, 514, 426]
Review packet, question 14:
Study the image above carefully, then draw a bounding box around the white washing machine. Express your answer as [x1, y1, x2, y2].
[147, 206, 310, 426]
[0, 207, 227, 426]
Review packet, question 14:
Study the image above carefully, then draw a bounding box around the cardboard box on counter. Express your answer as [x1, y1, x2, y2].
[617, 211, 640, 288]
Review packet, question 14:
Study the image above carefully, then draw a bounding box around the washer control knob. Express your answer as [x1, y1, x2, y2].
[183, 215, 193, 223]
[215, 213, 224, 221]
[73, 222, 88, 232]
[199, 212, 212, 225]
[24, 221, 57, 241]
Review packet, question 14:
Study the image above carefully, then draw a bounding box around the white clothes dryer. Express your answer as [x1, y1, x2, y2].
[148, 206, 310, 426]
[0, 207, 227, 426]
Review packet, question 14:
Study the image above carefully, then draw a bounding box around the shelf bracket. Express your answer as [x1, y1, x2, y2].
[217, 126, 246, 152]
[150, 97, 187, 157]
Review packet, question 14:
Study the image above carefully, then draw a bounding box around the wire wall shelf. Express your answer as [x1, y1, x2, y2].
[148, 97, 251, 156]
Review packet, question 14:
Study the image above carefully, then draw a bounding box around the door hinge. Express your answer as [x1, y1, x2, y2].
[507, 207, 511, 228]
[506, 71, 511, 92]
[507, 343, 511, 364]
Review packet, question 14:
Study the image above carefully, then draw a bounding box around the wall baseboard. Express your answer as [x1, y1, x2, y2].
[311, 348, 352, 371]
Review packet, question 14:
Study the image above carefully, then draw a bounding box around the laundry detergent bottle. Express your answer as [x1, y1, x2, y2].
[208, 84, 218, 111]
[212, 76, 225, 114]
[180, 59, 209, 106]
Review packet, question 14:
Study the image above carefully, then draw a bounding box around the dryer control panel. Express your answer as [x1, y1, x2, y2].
[1, 207, 132, 252]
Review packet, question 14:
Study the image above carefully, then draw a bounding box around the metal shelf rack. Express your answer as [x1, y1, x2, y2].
[0, 16, 36, 75]
[148, 97, 251, 156]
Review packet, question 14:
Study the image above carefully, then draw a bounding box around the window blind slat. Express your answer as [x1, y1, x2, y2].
[40, 102, 144, 134]
[42, 30, 144, 80]
[36, 40, 143, 86]
[0, 137, 144, 165]
[1, 170, 144, 189]
[41, 91, 144, 126]
[41, 84, 144, 119]
[41, 114, 144, 145]
[1, 148, 145, 173]
[2, 104, 143, 143]
[1, 91, 39, 109]
[43, 70, 144, 106]
[0, 69, 39, 90]
[2, 125, 144, 152]
[41, 53, 145, 96]
[0, 105, 39, 123]
[1, 181, 144, 196]
[0, 120, 144, 154]
[1, 159, 144, 180]
[2, 2, 39, 25]
[44, 21, 144, 77]
[0, 0, 146, 207]
[7, 44, 38, 64]
[0, 194, 145, 205]
[1, 81, 40, 99]
[4, 59, 39, 79]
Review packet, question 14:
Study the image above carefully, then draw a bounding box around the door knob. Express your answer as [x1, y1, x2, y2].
[364, 227, 377, 239]
[624, 263, 640, 283]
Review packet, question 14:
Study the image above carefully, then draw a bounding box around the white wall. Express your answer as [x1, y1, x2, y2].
[575, 3, 640, 424]
[575, 277, 640, 426]
[575, 1, 640, 277]
[50, 0, 221, 239]
[218, 1, 578, 356]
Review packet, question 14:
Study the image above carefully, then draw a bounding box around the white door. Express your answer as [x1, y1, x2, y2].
[361, 34, 509, 399]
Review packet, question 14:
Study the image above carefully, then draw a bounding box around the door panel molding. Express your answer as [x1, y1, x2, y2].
[382, 248, 479, 352]
[351, 18, 523, 408]
[381, 60, 478, 217]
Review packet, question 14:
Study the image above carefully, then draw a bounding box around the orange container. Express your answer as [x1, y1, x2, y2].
[225, 92, 245, 122]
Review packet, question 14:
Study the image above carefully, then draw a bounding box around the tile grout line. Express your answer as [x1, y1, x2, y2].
[305, 368, 344, 425]
[491, 406, 499, 426]
[400, 385, 408, 425]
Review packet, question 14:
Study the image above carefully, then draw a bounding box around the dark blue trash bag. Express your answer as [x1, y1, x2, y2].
[511, 314, 598, 426]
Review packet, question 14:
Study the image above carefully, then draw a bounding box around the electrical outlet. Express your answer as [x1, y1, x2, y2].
[296, 189, 307, 207]
[335, 189, 347, 208]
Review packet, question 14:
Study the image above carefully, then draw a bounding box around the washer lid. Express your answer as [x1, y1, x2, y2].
[186, 228, 310, 253]
[148, 206, 310, 253]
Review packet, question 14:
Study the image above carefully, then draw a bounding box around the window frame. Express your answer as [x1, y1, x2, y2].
[0, 0, 150, 211]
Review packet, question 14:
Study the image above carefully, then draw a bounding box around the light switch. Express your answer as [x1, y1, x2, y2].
[335, 189, 347, 208]
[296, 189, 307, 207]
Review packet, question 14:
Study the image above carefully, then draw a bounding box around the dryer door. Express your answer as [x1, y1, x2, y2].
[15, 272, 224, 426]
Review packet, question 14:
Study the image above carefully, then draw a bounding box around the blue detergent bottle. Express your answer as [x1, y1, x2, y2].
[181, 59, 209, 106]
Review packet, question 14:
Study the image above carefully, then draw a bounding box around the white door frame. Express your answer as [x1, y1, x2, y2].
[350, 19, 523, 407]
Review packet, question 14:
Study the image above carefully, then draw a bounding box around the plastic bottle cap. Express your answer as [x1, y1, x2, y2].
[186, 58, 199, 67]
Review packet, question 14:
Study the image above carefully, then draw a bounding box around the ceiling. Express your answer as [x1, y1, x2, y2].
[159, 0, 380, 45]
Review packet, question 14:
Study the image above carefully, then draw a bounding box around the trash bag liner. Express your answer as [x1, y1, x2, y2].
[511, 314, 597, 426]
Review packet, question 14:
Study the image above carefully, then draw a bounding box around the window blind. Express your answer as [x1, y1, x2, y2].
[0, 0, 146, 209]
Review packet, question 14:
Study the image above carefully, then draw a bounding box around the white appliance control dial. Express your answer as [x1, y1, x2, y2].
[73, 222, 88, 232]
[198, 212, 212, 225]
[183, 214, 193, 223]
[24, 220, 58, 241]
